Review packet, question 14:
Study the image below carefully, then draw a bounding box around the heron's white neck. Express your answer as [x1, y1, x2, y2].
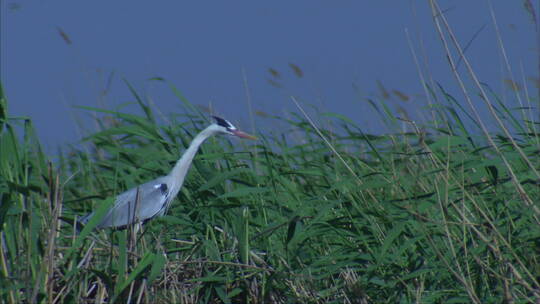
[168, 125, 217, 197]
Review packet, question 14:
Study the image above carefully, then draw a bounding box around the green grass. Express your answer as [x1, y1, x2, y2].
[1, 77, 539, 303]
[2, 2, 540, 301]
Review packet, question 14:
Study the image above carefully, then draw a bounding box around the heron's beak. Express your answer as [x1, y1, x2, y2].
[232, 130, 257, 140]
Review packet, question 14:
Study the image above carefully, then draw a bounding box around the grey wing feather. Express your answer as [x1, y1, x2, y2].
[84, 176, 171, 229]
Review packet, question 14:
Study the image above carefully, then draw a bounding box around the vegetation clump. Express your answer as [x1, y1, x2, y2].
[0, 79, 539, 303]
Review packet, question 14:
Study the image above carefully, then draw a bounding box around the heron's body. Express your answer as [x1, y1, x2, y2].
[80, 116, 255, 229]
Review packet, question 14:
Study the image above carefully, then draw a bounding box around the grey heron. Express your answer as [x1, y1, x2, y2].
[79, 116, 256, 229]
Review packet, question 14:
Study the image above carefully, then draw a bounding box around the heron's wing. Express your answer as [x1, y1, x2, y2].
[95, 177, 171, 228]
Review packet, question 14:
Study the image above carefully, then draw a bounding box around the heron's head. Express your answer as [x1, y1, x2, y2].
[211, 116, 257, 140]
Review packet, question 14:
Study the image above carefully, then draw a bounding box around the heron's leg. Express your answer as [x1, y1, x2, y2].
[127, 222, 142, 251]
[134, 222, 141, 235]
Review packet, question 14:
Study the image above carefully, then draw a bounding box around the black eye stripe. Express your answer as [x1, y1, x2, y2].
[211, 116, 235, 129]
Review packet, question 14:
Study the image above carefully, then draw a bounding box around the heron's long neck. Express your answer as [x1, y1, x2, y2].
[168, 126, 215, 196]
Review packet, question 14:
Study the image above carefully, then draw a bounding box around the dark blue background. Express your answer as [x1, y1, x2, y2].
[3, 1, 536, 150]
